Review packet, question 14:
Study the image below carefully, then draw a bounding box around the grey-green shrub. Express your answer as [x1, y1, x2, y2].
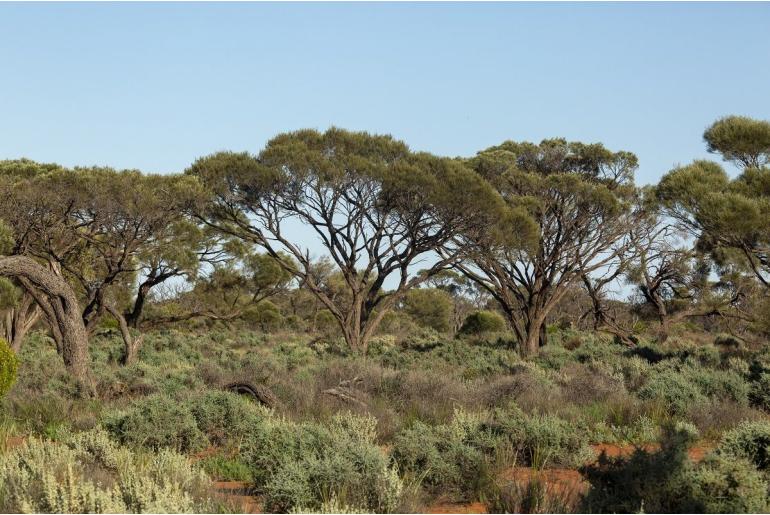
[0, 429, 214, 513]
[241, 412, 402, 513]
[103, 394, 206, 452]
[717, 419, 770, 471]
[187, 390, 267, 444]
[392, 410, 495, 499]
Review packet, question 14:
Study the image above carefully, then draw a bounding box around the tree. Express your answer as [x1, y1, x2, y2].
[146, 250, 294, 332]
[456, 139, 637, 355]
[625, 214, 744, 342]
[189, 128, 511, 353]
[0, 160, 213, 364]
[0, 221, 94, 395]
[703, 115, 770, 169]
[657, 116, 770, 289]
[0, 278, 40, 352]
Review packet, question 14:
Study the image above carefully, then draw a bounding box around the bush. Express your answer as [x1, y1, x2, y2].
[392, 410, 495, 500]
[579, 422, 770, 513]
[636, 366, 707, 415]
[717, 419, 770, 471]
[0, 429, 214, 513]
[402, 288, 454, 333]
[103, 394, 206, 452]
[459, 311, 506, 335]
[0, 338, 18, 398]
[487, 406, 594, 469]
[241, 412, 403, 513]
[186, 390, 267, 445]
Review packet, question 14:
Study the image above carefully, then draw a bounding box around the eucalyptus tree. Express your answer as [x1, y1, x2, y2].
[456, 139, 638, 355]
[188, 128, 513, 353]
[625, 211, 745, 342]
[657, 116, 770, 289]
[0, 160, 215, 364]
[0, 221, 94, 395]
[142, 250, 294, 331]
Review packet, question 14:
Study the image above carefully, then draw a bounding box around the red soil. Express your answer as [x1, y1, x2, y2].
[425, 501, 488, 514]
[591, 443, 713, 462]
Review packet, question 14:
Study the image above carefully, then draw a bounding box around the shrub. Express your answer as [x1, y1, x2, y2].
[392, 411, 494, 500]
[0, 429, 214, 513]
[103, 394, 206, 452]
[684, 454, 769, 513]
[459, 311, 506, 335]
[0, 338, 18, 398]
[402, 288, 454, 333]
[186, 390, 267, 445]
[241, 412, 403, 513]
[636, 366, 707, 415]
[717, 419, 770, 471]
[487, 407, 594, 469]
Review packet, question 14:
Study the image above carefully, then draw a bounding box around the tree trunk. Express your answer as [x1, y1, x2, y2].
[106, 304, 144, 366]
[0, 256, 94, 396]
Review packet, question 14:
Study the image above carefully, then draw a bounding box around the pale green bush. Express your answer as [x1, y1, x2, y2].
[242, 411, 403, 513]
[103, 395, 206, 452]
[0, 429, 213, 513]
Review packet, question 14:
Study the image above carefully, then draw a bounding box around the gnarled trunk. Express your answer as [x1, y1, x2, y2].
[0, 256, 94, 396]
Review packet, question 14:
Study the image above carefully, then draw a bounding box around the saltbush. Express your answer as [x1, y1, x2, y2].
[717, 419, 770, 471]
[241, 412, 403, 513]
[0, 429, 214, 513]
[103, 394, 206, 452]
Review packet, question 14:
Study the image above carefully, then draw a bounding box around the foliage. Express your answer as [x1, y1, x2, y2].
[0, 338, 18, 398]
[103, 395, 207, 453]
[241, 411, 403, 513]
[459, 310, 507, 335]
[402, 288, 454, 333]
[0, 429, 214, 513]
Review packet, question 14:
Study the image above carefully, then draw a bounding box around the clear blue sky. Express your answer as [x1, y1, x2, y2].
[1, 2, 769, 184]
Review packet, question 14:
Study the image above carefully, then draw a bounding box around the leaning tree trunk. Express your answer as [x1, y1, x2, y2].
[0, 256, 94, 396]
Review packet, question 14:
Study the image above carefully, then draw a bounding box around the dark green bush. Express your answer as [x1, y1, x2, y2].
[402, 288, 454, 333]
[0, 338, 18, 399]
[459, 311, 506, 335]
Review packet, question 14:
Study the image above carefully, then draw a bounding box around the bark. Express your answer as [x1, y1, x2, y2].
[0, 256, 94, 396]
[2, 290, 41, 352]
[106, 304, 144, 366]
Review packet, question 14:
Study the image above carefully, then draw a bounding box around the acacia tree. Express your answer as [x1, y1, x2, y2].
[455, 139, 637, 355]
[657, 116, 770, 288]
[189, 128, 513, 353]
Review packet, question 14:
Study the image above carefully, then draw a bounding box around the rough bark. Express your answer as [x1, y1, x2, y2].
[0, 256, 94, 395]
[105, 304, 144, 366]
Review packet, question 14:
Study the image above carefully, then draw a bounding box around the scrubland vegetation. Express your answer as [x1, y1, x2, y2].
[0, 115, 769, 513]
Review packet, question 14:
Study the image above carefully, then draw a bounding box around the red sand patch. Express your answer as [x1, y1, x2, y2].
[425, 501, 488, 514]
[591, 443, 713, 462]
[214, 481, 261, 513]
